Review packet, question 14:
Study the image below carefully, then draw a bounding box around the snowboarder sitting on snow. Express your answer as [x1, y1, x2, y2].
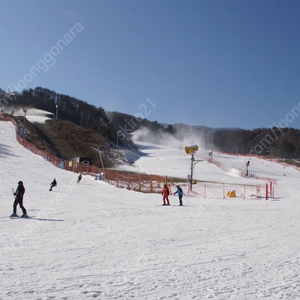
[162, 183, 170, 206]
[174, 185, 183, 206]
[77, 173, 82, 183]
[49, 178, 57, 191]
[11, 181, 27, 218]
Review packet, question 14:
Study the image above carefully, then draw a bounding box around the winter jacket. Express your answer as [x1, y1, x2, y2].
[174, 187, 183, 196]
[162, 186, 170, 197]
[14, 184, 25, 200]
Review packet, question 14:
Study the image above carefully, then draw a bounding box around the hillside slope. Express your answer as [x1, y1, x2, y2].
[15, 115, 117, 167]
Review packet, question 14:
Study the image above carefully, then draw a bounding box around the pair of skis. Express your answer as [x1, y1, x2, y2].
[10, 214, 30, 219]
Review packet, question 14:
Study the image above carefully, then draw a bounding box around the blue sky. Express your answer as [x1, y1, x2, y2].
[1, 0, 300, 130]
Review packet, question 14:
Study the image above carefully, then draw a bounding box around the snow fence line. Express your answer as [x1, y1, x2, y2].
[1, 114, 271, 199]
[204, 154, 276, 199]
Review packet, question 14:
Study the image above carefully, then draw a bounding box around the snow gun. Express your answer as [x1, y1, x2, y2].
[185, 145, 199, 155]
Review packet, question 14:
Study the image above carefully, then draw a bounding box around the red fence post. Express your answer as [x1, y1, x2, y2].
[139, 174, 141, 192]
[266, 183, 268, 200]
[150, 175, 153, 192]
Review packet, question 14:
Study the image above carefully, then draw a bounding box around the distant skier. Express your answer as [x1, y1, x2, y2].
[49, 178, 57, 191]
[174, 185, 183, 206]
[11, 181, 27, 218]
[77, 173, 82, 183]
[162, 183, 170, 206]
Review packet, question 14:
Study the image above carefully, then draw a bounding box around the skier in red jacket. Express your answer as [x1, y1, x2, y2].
[161, 183, 170, 206]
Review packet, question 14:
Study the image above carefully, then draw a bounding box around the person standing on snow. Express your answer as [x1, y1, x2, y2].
[174, 185, 184, 206]
[11, 181, 27, 217]
[162, 183, 170, 206]
[77, 173, 82, 183]
[49, 178, 57, 191]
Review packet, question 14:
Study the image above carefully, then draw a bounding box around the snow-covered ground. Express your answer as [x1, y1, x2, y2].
[1, 119, 300, 300]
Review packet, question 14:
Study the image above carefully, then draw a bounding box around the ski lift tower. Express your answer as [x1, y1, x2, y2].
[185, 145, 202, 191]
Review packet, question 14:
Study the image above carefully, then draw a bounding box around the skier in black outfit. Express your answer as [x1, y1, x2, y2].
[77, 173, 82, 183]
[49, 178, 57, 191]
[11, 181, 27, 217]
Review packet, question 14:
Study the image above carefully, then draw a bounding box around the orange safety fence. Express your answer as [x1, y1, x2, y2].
[204, 154, 278, 185]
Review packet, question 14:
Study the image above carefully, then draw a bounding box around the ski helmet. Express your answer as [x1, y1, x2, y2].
[18, 181, 23, 185]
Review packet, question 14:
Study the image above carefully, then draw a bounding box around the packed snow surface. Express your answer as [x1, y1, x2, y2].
[1, 120, 300, 300]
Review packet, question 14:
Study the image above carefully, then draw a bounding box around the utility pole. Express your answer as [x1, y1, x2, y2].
[117, 130, 120, 160]
[190, 153, 195, 189]
[23, 107, 27, 138]
[185, 145, 202, 191]
[210, 129, 216, 162]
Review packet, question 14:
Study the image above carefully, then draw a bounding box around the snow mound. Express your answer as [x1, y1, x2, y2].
[14, 108, 53, 123]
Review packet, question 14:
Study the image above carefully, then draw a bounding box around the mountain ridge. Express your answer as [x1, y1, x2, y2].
[1, 87, 300, 164]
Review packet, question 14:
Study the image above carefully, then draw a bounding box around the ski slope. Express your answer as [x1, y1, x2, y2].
[1, 120, 300, 300]
[120, 140, 268, 184]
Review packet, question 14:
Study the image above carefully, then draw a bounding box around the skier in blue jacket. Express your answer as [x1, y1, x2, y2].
[174, 185, 183, 206]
